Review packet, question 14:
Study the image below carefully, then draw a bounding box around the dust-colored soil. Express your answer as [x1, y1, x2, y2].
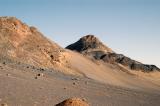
[0, 61, 160, 106]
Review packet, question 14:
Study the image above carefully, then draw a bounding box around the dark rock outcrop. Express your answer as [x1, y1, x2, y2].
[101, 53, 160, 72]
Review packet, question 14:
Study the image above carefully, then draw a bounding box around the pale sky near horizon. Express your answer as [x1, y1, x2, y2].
[0, 0, 160, 67]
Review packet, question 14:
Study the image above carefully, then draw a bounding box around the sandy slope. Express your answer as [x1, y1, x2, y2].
[0, 62, 160, 106]
[65, 50, 160, 92]
[0, 51, 160, 106]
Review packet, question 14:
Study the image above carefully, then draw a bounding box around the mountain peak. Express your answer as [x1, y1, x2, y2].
[80, 35, 99, 43]
[66, 35, 113, 53]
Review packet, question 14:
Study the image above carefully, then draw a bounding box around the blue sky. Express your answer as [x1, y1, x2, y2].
[0, 0, 160, 67]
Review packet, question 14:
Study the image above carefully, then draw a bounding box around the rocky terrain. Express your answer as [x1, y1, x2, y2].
[0, 17, 160, 106]
[0, 17, 79, 75]
[0, 17, 69, 68]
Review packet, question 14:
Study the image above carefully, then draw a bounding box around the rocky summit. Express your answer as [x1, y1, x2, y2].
[66, 35, 113, 53]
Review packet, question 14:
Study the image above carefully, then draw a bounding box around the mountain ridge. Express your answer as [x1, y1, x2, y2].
[66, 35, 160, 72]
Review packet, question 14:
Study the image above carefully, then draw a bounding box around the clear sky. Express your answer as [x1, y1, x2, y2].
[0, 0, 160, 67]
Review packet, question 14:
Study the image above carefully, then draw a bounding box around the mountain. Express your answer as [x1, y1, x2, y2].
[0, 17, 160, 106]
[66, 35, 160, 72]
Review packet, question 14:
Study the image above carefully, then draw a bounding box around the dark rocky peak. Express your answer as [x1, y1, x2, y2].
[66, 35, 113, 53]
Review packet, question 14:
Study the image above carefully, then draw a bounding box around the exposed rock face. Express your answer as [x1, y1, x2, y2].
[66, 35, 160, 72]
[55, 98, 89, 106]
[0, 17, 65, 69]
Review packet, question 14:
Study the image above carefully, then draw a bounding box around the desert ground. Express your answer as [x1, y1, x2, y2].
[0, 54, 160, 106]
